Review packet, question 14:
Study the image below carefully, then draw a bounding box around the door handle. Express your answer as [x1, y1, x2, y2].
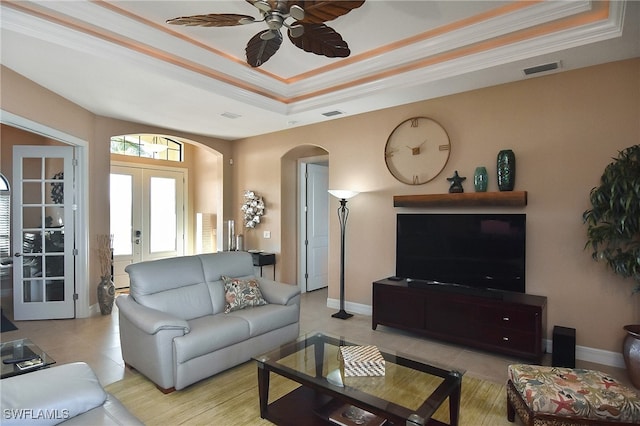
[135, 230, 141, 245]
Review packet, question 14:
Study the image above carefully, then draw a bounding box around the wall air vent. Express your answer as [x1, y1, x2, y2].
[523, 61, 561, 77]
[221, 112, 241, 119]
[322, 110, 344, 117]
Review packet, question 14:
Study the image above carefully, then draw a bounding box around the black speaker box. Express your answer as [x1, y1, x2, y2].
[552, 326, 576, 368]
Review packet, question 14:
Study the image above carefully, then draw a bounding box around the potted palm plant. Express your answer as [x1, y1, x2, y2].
[583, 144, 640, 387]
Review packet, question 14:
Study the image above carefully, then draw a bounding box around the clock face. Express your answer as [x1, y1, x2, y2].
[384, 117, 451, 185]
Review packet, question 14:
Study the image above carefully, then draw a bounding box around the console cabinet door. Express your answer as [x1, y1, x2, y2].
[373, 284, 424, 330]
[424, 295, 477, 339]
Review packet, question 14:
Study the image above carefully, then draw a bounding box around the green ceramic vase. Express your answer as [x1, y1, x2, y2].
[497, 149, 516, 191]
[474, 167, 488, 192]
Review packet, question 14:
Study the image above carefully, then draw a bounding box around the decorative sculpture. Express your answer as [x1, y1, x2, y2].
[447, 171, 466, 193]
[241, 191, 265, 228]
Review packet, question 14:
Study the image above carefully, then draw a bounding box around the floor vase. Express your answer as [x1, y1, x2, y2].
[497, 149, 516, 191]
[97, 275, 116, 315]
[623, 325, 640, 388]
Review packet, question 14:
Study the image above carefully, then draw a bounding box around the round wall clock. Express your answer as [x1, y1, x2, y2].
[384, 117, 451, 185]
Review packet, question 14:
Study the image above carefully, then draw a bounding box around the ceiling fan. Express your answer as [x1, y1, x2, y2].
[167, 1, 365, 68]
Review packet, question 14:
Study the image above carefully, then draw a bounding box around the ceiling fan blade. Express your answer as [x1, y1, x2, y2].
[166, 14, 255, 27]
[246, 30, 283, 67]
[292, 1, 365, 24]
[288, 23, 350, 58]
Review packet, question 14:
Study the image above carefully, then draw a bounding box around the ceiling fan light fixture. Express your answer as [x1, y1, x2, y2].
[260, 30, 278, 41]
[288, 24, 304, 38]
[253, 1, 272, 13]
[289, 5, 305, 21]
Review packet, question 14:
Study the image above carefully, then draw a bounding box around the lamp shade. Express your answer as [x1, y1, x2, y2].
[328, 189, 359, 200]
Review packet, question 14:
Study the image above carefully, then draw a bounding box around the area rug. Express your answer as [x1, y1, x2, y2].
[106, 362, 511, 425]
[0, 310, 17, 332]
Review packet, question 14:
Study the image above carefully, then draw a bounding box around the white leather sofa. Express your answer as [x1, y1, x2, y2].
[0, 362, 142, 425]
[116, 251, 300, 392]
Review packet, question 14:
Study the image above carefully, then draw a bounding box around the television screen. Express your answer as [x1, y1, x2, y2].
[396, 213, 526, 293]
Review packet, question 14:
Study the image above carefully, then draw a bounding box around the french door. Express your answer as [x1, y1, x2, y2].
[12, 146, 76, 320]
[110, 164, 185, 289]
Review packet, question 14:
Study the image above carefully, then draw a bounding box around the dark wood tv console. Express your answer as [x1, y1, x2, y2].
[372, 278, 547, 362]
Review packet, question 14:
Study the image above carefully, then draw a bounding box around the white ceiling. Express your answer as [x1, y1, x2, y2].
[1, 1, 639, 141]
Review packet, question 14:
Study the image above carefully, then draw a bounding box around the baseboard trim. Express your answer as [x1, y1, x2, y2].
[545, 338, 625, 369]
[327, 297, 372, 317]
[328, 297, 625, 369]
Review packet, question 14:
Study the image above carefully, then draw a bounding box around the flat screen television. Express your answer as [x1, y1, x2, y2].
[396, 213, 526, 293]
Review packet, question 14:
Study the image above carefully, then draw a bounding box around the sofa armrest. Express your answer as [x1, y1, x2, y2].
[0, 362, 107, 426]
[257, 278, 301, 306]
[116, 294, 189, 335]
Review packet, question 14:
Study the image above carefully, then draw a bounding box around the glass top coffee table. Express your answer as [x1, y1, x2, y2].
[253, 332, 464, 426]
[1, 338, 56, 379]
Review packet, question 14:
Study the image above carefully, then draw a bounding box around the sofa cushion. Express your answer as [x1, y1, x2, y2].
[174, 314, 250, 363]
[227, 303, 299, 337]
[199, 252, 255, 283]
[222, 276, 268, 313]
[126, 255, 213, 320]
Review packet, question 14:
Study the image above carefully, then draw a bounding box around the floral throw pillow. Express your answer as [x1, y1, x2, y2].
[221, 276, 268, 314]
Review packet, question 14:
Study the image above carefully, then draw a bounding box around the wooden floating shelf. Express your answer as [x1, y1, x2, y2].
[393, 191, 528, 207]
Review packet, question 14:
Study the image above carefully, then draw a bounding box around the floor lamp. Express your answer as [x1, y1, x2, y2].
[328, 189, 359, 319]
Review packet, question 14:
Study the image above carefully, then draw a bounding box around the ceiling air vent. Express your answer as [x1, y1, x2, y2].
[322, 110, 344, 117]
[523, 61, 561, 77]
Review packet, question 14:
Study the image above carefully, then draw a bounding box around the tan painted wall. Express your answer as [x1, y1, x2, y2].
[232, 58, 640, 353]
[2, 59, 639, 353]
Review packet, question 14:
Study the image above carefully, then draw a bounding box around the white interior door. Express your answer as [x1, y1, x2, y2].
[299, 161, 329, 292]
[111, 164, 185, 289]
[12, 146, 75, 320]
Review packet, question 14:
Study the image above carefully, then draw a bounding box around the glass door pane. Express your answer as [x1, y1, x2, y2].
[150, 177, 176, 253]
[110, 174, 133, 257]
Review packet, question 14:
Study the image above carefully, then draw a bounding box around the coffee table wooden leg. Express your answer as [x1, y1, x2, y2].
[257, 362, 270, 418]
[449, 378, 462, 426]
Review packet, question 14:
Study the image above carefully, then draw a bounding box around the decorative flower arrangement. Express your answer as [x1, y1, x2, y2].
[241, 190, 265, 228]
[97, 234, 113, 279]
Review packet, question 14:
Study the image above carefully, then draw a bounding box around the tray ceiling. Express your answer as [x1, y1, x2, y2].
[1, 1, 638, 140]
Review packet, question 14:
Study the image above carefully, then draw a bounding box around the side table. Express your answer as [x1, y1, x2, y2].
[250, 251, 276, 280]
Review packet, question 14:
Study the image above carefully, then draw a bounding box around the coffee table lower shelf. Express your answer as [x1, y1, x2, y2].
[262, 386, 449, 426]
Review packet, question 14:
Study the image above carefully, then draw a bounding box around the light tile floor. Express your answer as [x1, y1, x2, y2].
[0, 288, 634, 390]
